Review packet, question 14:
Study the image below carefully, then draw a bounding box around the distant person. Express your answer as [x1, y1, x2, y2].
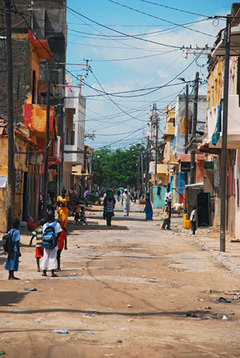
[117, 190, 121, 202]
[84, 188, 90, 207]
[57, 188, 69, 230]
[190, 206, 197, 235]
[162, 205, 171, 230]
[4, 218, 21, 280]
[122, 189, 131, 216]
[103, 190, 116, 226]
[80, 206, 87, 225]
[164, 184, 172, 227]
[29, 218, 46, 272]
[144, 194, 153, 220]
[56, 226, 67, 271]
[41, 214, 62, 277]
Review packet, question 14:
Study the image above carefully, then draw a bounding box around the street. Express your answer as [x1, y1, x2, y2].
[1, 203, 240, 357]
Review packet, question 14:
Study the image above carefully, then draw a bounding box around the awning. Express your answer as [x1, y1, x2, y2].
[28, 30, 52, 59]
[185, 182, 204, 189]
[212, 26, 240, 57]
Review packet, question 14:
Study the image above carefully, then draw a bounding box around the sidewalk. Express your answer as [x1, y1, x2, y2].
[172, 217, 240, 276]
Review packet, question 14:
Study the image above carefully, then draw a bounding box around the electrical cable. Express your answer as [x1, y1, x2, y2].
[108, 0, 215, 38]
[65, 4, 182, 49]
[136, 0, 213, 18]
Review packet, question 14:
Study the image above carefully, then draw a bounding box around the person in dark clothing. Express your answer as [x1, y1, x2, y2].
[103, 190, 116, 226]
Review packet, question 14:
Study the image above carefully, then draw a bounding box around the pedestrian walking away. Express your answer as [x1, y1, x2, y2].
[103, 190, 116, 226]
[56, 226, 67, 271]
[122, 189, 130, 216]
[29, 218, 46, 272]
[144, 194, 153, 220]
[57, 188, 69, 230]
[190, 206, 197, 235]
[41, 214, 62, 277]
[4, 218, 21, 280]
[84, 188, 90, 207]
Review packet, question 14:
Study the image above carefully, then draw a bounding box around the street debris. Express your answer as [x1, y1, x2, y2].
[216, 297, 231, 303]
[79, 331, 95, 335]
[24, 287, 38, 291]
[186, 312, 198, 318]
[222, 315, 229, 321]
[52, 329, 69, 334]
[34, 317, 43, 323]
[0, 352, 6, 355]
[127, 304, 132, 308]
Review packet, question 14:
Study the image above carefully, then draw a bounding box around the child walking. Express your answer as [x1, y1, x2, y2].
[29, 218, 46, 272]
[80, 206, 87, 225]
[190, 206, 197, 235]
[4, 218, 21, 280]
[56, 226, 67, 271]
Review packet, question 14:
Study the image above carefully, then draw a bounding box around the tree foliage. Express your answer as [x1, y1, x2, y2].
[93, 144, 142, 189]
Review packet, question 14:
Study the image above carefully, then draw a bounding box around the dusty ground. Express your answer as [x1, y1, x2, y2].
[1, 202, 240, 357]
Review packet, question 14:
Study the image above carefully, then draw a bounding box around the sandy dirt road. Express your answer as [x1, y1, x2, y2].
[1, 203, 240, 357]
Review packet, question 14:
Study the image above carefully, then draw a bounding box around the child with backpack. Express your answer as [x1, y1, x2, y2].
[56, 226, 67, 271]
[4, 218, 21, 280]
[41, 214, 62, 277]
[29, 218, 46, 272]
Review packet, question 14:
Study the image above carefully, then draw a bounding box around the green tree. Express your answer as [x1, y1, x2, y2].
[93, 144, 143, 189]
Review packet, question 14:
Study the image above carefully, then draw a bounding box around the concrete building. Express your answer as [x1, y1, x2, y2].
[64, 87, 86, 193]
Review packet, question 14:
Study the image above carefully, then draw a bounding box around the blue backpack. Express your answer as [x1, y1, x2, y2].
[42, 222, 57, 249]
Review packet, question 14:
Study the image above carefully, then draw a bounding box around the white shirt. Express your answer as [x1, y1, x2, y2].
[43, 221, 62, 237]
[165, 191, 172, 205]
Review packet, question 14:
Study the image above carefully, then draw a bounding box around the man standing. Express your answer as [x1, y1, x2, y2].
[164, 184, 172, 229]
[122, 189, 131, 216]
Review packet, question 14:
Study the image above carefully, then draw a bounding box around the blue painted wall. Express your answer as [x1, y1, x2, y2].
[153, 186, 167, 209]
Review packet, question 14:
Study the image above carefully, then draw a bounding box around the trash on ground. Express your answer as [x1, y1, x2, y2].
[52, 329, 69, 334]
[34, 317, 43, 323]
[0, 352, 6, 356]
[222, 315, 229, 321]
[186, 312, 198, 318]
[216, 297, 231, 303]
[24, 287, 38, 291]
[79, 330, 95, 335]
[127, 304, 132, 308]
[117, 340, 123, 343]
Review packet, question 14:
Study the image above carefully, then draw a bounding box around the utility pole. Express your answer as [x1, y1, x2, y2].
[190, 72, 199, 184]
[5, 0, 14, 230]
[220, 15, 231, 252]
[145, 136, 150, 194]
[58, 96, 64, 195]
[140, 146, 144, 195]
[153, 103, 159, 186]
[43, 66, 51, 216]
[184, 83, 189, 188]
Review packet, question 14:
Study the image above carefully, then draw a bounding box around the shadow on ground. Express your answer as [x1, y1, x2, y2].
[0, 291, 29, 306]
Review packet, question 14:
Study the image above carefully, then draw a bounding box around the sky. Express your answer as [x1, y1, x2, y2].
[66, 0, 233, 150]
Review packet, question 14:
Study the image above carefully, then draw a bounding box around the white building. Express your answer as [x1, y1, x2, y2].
[64, 88, 86, 192]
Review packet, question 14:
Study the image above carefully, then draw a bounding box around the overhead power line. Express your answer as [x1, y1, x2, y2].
[108, 0, 215, 38]
[65, 4, 182, 49]
[136, 0, 212, 18]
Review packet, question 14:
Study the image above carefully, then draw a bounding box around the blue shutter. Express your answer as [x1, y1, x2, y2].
[178, 172, 184, 194]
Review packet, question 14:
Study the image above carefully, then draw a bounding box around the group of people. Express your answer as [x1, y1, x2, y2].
[102, 188, 153, 226]
[3, 187, 90, 280]
[3, 184, 198, 279]
[3, 213, 66, 280]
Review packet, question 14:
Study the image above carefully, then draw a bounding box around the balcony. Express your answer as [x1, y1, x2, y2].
[208, 95, 240, 149]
